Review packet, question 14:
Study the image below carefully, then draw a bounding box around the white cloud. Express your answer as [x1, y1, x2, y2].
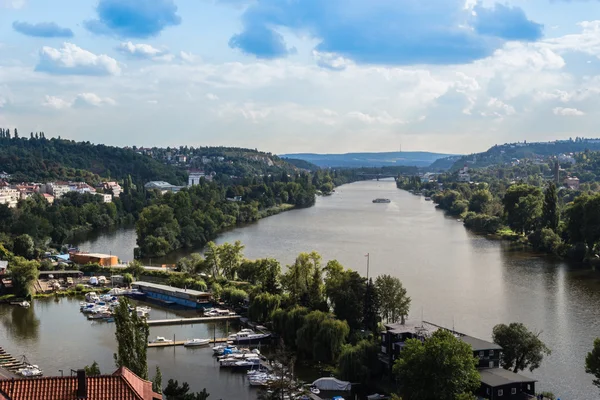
[73, 93, 116, 107]
[42, 95, 71, 110]
[117, 42, 172, 61]
[346, 111, 404, 125]
[180, 51, 199, 64]
[42, 93, 115, 110]
[206, 93, 219, 101]
[312, 51, 353, 71]
[36, 43, 121, 76]
[553, 107, 585, 116]
[147, 100, 158, 104]
[484, 98, 516, 117]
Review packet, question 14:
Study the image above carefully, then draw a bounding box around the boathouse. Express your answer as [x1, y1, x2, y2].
[131, 281, 212, 308]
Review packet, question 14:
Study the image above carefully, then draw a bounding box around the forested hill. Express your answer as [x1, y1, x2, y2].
[0, 133, 186, 184]
[445, 138, 600, 170]
[279, 151, 456, 168]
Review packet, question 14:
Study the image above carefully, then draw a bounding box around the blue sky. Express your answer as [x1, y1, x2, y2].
[1, 0, 600, 154]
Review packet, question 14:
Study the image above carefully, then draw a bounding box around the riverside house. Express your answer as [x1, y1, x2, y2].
[379, 321, 537, 400]
[0, 367, 161, 400]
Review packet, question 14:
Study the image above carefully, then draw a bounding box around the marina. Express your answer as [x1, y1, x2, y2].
[148, 338, 228, 348]
[147, 315, 239, 326]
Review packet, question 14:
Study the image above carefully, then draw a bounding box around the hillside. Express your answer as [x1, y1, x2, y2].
[279, 151, 457, 168]
[0, 134, 186, 184]
[450, 138, 600, 170]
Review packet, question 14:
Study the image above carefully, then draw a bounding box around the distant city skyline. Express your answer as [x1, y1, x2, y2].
[1, 0, 600, 154]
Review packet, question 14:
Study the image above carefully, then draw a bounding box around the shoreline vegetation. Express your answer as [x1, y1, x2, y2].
[396, 174, 600, 268]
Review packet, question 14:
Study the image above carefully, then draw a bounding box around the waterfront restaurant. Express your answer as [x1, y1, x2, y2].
[131, 281, 212, 308]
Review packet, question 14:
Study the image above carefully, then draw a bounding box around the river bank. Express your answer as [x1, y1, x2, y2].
[72, 179, 600, 398]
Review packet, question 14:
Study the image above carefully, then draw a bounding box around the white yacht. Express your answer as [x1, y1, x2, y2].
[184, 338, 210, 347]
[17, 364, 43, 377]
[150, 336, 173, 344]
[227, 329, 271, 344]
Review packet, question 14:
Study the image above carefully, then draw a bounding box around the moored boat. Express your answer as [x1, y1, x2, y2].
[372, 198, 391, 203]
[150, 336, 173, 344]
[184, 338, 210, 347]
[227, 329, 271, 345]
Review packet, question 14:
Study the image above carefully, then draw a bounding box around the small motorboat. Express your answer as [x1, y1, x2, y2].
[309, 385, 320, 394]
[372, 198, 391, 204]
[19, 301, 30, 308]
[184, 338, 210, 347]
[17, 364, 42, 377]
[150, 336, 173, 344]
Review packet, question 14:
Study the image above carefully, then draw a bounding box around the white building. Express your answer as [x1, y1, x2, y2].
[558, 154, 576, 165]
[46, 182, 71, 198]
[188, 171, 205, 186]
[0, 188, 20, 208]
[105, 182, 122, 197]
[99, 194, 113, 203]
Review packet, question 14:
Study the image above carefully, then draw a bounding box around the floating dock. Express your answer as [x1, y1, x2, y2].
[148, 338, 228, 348]
[147, 315, 239, 326]
[0, 348, 26, 375]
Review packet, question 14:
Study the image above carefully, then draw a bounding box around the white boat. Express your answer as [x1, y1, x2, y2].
[85, 292, 99, 302]
[372, 198, 391, 203]
[150, 336, 173, 344]
[184, 338, 210, 347]
[309, 385, 320, 394]
[136, 306, 151, 318]
[17, 364, 42, 377]
[227, 329, 271, 344]
[19, 301, 30, 308]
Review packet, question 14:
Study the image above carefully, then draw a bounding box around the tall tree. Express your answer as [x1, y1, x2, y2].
[218, 240, 244, 279]
[542, 182, 559, 232]
[585, 338, 600, 391]
[375, 275, 411, 324]
[503, 184, 543, 234]
[152, 366, 162, 395]
[204, 241, 221, 277]
[9, 257, 39, 299]
[113, 298, 149, 379]
[492, 322, 551, 373]
[337, 339, 382, 385]
[393, 329, 480, 400]
[363, 278, 380, 333]
[325, 268, 366, 330]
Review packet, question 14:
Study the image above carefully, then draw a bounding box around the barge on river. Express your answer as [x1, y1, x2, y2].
[130, 281, 212, 309]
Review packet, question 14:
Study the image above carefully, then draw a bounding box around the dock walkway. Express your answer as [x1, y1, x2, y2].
[0, 347, 26, 375]
[148, 338, 228, 348]
[147, 315, 239, 326]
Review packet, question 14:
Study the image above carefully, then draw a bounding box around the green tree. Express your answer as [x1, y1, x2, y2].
[492, 322, 551, 373]
[337, 339, 381, 385]
[248, 293, 281, 323]
[218, 241, 244, 279]
[122, 273, 134, 287]
[296, 310, 349, 363]
[363, 278, 380, 333]
[9, 257, 39, 299]
[585, 338, 600, 390]
[126, 260, 145, 280]
[152, 366, 162, 395]
[468, 189, 492, 214]
[136, 204, 181, 257]
[542, 182, 559, 232]
[163, 379, 210, 400]
[375, 275, 411, 324]
[84, 361, 101, 376]
[113, 298, 149, 379]
[13, 234, 35, 259]
[503, 185, 543, 234]
[393, 329, 480, 400]
[324, 267, 366, 330]
[204, 241, 221, 277]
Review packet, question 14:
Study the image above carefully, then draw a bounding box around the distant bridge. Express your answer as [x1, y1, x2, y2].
[357, 173, 398, 181]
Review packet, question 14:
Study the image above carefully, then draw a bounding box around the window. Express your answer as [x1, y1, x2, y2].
[489, 349, 494, 356]
[498, 389, 503, 396]
[527, 384, 531, 391]
[489, 361, 495, 368]
[479, 351, 484, 358]
[511, 388, 517, 395]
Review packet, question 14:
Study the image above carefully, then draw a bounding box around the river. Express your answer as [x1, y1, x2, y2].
[15, 179, 600, 399]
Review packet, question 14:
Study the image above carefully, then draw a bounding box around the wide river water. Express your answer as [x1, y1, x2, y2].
[4, 179, 598, 399]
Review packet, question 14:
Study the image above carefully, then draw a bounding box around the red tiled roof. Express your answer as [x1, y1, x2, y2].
[0, 367, 160, 400]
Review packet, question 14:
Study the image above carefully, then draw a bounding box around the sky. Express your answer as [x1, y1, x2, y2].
[1, 0, 600, 155]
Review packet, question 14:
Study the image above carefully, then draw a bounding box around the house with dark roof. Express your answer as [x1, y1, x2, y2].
[477, 368, 536, 400]
[0, 367, 161, 400]
[458, 335, 503, 369]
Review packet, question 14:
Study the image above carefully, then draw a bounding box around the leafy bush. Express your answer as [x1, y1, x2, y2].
[463, 212, 502, 234]
[528, 228, 565, 255]
[75, 284, 84, 292]
[221, 287, 247, 307]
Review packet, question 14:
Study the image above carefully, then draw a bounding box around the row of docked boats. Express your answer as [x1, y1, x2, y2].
[80, 292, 151, 322]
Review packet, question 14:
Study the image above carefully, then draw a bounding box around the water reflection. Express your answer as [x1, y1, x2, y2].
[0, 305, 40, 341]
